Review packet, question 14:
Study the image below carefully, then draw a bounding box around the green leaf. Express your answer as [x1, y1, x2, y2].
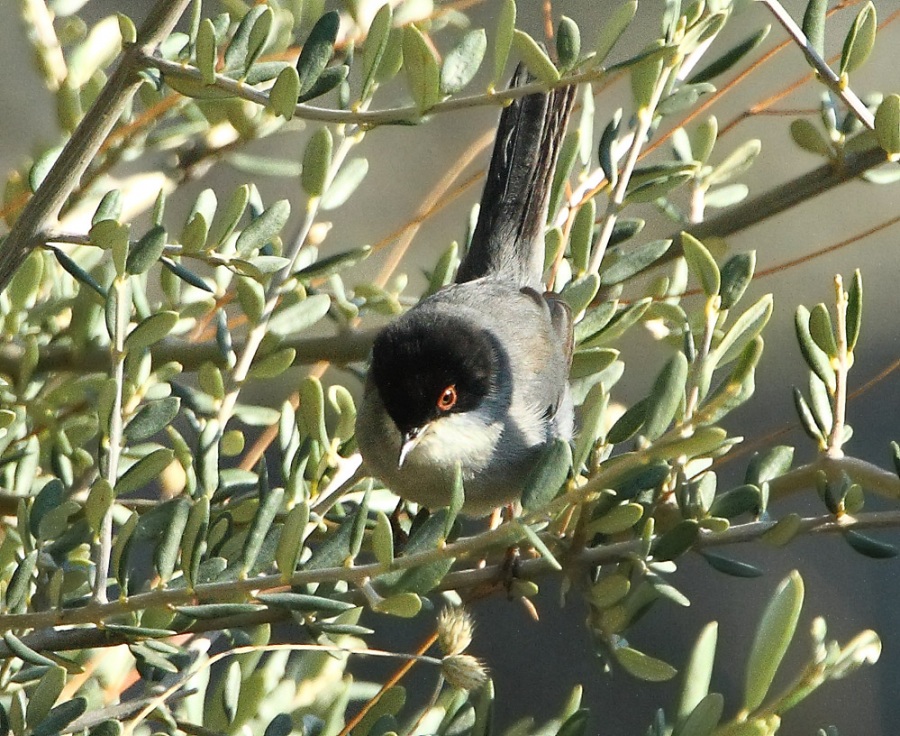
[570, 348, 619, 380]
[33, 698, 87, 736]
[176, 603, 266, 619]
[652, 519, 698, 561]
[124, 398, 180, 443]
[793, 387, 825, 443]
[256, 593, 356, 616]
[808, 303, 837, 358]
[302, 127, 333, 197]
[235, 200, 290, 254]
[295, 10, 339, 94]
[701, 551, 763, 578]
[116, 449, 174, 495]
[690, 115, 718, 166]
[362, 4, 392, 97]
[513, 30, 560, 84]
[761, 513, 803, 547]
[794, 305, 836, 391]
[26, 666, 66, 729]
[593, 0, 637, 66]
[590, 573, 631, 608]
[29, 145, 62, 193]
[84, 479, 113, 537]
[676, 622, 718, 724]
[3, 632, 56, 667]
[245, 6, 273, 71]
[590, 503, 643, 536]
[802, 0, 828, 57]
[840, 2, 876, 77]
[625, 173, 692, 203]
[708, 484, 760, 519]
[224, 6, 267, 73]
[556, 709, 589, 736]
[372, 592, 423, 618]
[297, 64, 349, 103]
[642, 352, 688, 440]
[242, 487, 285, 574]
[874, 94, 900, 156]
[607, 397, 647, 444]
[846, 269, 862, 351]
[7, 550, 38, 611]
[673, 693, 723, 736]
[706, 139, 761, 186]
[615, 646, 677, 682]
[630, 48, 664, 110]
[321, 158, 369, 210]
[745, 446, 793, 486]
[269, 67, 301, 119]
[492, 0, 516, 86]
[268, 293, 331, 336]
[298, 376, 328, 447]
[657, 82, 715, 116]
[569, 198, 595, 274]
[521, 439, 572, 512]
[743, 570, 804, 712]
[249, 348, 296, 379]
[711, 294, 773, 367]
[154, 497, 190, 582]
[126, 225, 167, 275]
[294, 245, 371, 280]
[30, 479, 64, 540]
[689, 26, 770, 84]
[790, 118, 831, 157]
[556, 16, 581, 71]
[600, 239, 671, 286]
[403, 25, 442, 113]
[210, 185, 250, 248]
[441, 29, 486, 95]
[124, 311, 179, 352]
[844, 529, 898, 559]
[681, 232, 720, 297]
[196, 17, 217, 84]
[718, 251, 755, 310]
[560, 273, 600, 315]
[161, 258, 213, 293]
[275, 503, 309, 579]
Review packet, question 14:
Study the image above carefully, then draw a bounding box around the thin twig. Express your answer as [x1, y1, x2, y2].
[758, 0, 875, 130]
[139, 52, 607, 127]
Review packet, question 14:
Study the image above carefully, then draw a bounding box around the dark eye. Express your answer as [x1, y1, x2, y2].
[437, 385, 457, 412]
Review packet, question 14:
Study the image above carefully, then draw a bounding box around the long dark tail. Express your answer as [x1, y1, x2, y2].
[455, 66, 576, 289]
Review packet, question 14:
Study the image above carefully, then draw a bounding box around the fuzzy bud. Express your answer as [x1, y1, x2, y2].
[441, 654, 488, 692]
[437, 607, 474, 656]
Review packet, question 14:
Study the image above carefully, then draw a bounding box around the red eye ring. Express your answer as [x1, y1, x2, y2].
[437, 385, 457, 412]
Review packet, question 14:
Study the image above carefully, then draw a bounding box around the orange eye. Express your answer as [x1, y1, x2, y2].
[437, 385, 457, 411]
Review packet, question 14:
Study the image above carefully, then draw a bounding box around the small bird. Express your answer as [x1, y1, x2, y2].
[356, 68, 576, 517]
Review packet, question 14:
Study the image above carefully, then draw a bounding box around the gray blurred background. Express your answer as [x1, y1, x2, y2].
[3, 0, 900, 733]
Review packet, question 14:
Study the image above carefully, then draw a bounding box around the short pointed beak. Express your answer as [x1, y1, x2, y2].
[398, 426, 424, 467]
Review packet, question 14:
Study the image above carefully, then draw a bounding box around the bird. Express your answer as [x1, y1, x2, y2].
[356, 67, 576, 517]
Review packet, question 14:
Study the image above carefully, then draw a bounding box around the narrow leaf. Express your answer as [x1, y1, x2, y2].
[681, 232, 720, 296]
[840, 2, 876, 77]
[512, 30, 560, 84]
[803, 0, 827, 57]
[302, 127, 333, 197]
[743, 571, 804, 712]
[492, 0, 516, 86]
[441, 29, 487, 95]
[296, 10, 339, 94]
[689, 26, 770, 84]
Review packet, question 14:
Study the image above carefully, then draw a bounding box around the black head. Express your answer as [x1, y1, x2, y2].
[370, 311, 502, 434]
